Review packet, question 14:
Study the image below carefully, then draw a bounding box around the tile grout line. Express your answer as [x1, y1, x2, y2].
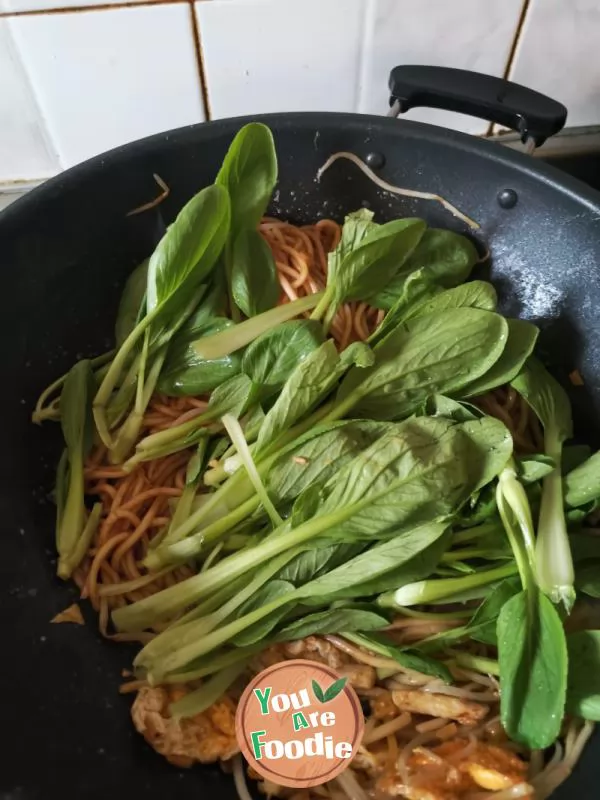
[485, 0, 532, 137]
[188, 0, 211, 121]
[0, 0, 184, 19]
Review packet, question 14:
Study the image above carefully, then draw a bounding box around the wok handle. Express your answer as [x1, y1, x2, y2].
[388, 65, 567, 146]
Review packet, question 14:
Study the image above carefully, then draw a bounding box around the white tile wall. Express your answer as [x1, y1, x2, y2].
[195, 0, 364, 118]
[1, 0, 154, 9]
[0, 0, 599, 189]
[6, 2, 205, 169]
[509, 0, 600, 129]
[0, 18, 58, 180]
[360, 0, 524, 133]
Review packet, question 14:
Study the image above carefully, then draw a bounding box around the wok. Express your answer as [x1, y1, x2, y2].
[1, 67, 600, 800]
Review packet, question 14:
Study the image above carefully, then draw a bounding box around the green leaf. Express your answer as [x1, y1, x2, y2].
[565, 451, 600, 508]
[146, 183, 231, 315]
[297, 523, 448, 603]
[241, 319, 325, 396]
[275, 609, 388, 641]
[312, 679, 326, 703]
[193, 293, 322, 361]
[232, 579, 295, 646]
[405, 280, 497, 320]
[371, 228, 478, 310]
[468, 576, 522, 645]
[169, 661, 248, 719]
[345, 631, 453, 683]
[497, 589, 567, 748]
[511, 357, 573, 443]
[115, 259, 148, 347]
[331, 218, 426, 306]
[275, 542, 364, 586]
[336, 308, 509, 421]
[158, 316, 241, 396]
[575, 563, 600, 599]
[310, 417, 511, 541]
[425, 394, 480, 423]
[327, 209, 378, 286]
[566, 630, 600, 720]
[215, 122, 277, 234]
[255, 340, 371, 455]
[323, 677, 348, 702]
[512, 357, 574, 608]
[517, 454, 556, 485]
[267, 420, 388, 506]
[231, 228, 279, 317]
[57, 359, 96, 579]
[463, 318, 539, 398]
[61, 360, 96, 457]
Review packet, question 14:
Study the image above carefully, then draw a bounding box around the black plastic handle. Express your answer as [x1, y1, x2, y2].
[388, 65, 567, 146]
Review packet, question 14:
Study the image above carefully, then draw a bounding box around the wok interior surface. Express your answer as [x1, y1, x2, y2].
[2, 113, 600, 799]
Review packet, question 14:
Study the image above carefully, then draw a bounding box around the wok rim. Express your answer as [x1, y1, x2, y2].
[2, 111, 600, 224]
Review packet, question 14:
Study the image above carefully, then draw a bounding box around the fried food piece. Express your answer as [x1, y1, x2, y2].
[370, 690, 399, 720]
[376, 738, 531, 799]
[391, 688, 488, 726]
[131, 685, 238, 767]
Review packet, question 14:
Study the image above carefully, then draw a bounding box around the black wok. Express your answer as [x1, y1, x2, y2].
[2, 67, 599, 799]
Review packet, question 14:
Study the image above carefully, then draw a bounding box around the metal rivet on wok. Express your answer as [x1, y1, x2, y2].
[497, 188, 518, 209]
[365, 152, 386, 169]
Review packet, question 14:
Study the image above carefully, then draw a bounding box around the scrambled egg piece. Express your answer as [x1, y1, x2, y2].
[131, 685, 238, 767]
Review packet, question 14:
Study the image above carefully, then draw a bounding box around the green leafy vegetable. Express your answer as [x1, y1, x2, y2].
[215, 122, 277, 318]
[344, 631, 453, 683]
[335, 308, 509, 421]
[463, 318, 539, 398]
[512, 358, 575, 609]
[56, 360, 97, 579]
[371, 228, 478, 310]
[312, 218, 426, 329]
[158, 316, 241, 396]
[93, 183, 231, 458]
[192, 294, 322, 361]
[405, 280, 497, 320]
[115, 259, 148, 347]
[566, 630, 600, 720]
[497, 590, 567, 748]
[275, 609, 388, 641]
[241, 319, 325, 395]
[231, 229, 279, 317]
[564, 450, 600, 508]
[468, 576, 522, 645]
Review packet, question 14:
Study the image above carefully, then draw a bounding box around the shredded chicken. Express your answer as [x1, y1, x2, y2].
[131, 685, 238, 767]
[392, 688, 488, 726]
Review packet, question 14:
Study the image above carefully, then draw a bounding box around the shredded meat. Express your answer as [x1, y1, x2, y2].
[282, 636, 348, 669]
[391, 688, 488, 726]
[131, 685, 238, 766]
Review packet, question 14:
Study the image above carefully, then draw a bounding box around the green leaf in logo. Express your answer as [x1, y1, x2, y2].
[311, 679, 326, 703]
[323, 677, 348, 702]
